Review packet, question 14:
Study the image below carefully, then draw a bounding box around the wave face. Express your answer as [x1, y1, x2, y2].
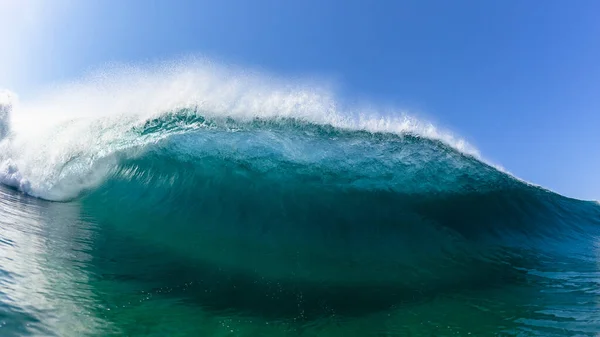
[1, 62, 600, 326]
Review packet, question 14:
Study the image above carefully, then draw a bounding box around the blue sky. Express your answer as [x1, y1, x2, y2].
[1, 0, 599, 199]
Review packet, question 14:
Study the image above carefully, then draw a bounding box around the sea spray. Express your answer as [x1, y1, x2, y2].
[0, 60, 477, 200]
[0, 90, 14, 140]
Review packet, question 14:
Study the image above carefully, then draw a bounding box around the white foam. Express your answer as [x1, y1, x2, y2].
[0, 90, 16, 140]
[0, 59, 480, 201]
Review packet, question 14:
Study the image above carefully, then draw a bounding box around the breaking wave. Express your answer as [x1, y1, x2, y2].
[1, 61, 599, 317]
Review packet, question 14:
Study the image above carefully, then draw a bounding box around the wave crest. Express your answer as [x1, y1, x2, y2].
[0, 60, 480, 200]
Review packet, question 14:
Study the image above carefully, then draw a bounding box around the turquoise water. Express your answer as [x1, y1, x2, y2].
[1, 68, 600, 336]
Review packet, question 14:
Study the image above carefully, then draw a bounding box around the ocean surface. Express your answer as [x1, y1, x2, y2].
[1, 64, 600, 336]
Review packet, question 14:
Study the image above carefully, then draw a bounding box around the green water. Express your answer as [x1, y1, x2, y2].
[1, 183, 600, 336]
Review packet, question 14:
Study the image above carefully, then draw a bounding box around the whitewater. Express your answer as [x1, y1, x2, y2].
[1, 61, 600, 336]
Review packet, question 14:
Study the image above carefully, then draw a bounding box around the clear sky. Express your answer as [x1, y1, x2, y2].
[1, 0, 599, 200]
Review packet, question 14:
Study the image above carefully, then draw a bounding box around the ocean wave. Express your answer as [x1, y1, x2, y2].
[2, 62, 600, 319]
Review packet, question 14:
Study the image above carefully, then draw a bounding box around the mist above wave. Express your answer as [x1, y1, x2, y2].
[0, 59, 479, 201]
[0, 90, 14, 140]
